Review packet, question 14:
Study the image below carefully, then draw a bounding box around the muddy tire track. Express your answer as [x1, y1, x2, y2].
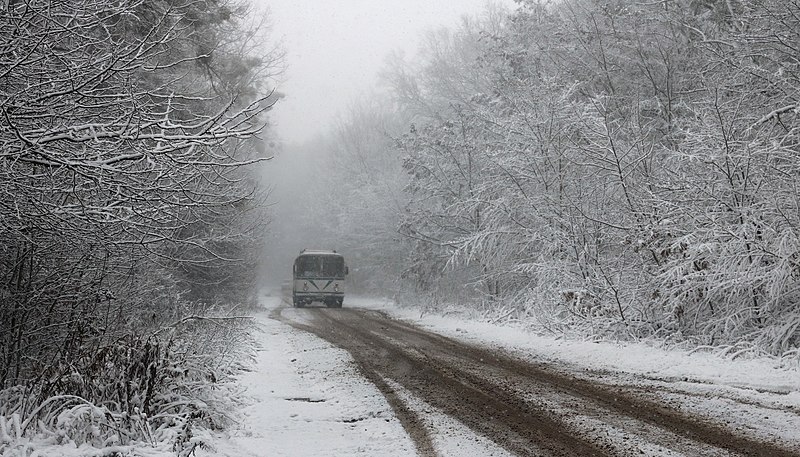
[275, 306, 799, 457]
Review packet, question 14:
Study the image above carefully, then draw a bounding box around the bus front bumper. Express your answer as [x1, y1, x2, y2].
[293, 291, 344, 302]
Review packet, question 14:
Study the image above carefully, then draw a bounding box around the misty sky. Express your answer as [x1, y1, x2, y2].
[259, 0, 515, 145]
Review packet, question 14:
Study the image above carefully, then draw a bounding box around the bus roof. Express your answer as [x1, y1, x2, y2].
[297, 249, 342, 257]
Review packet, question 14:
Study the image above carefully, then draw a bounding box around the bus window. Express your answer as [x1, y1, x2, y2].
[321, 256, 345, 278]
[294, 255, 346, 279]
[295, 256, 318, 278]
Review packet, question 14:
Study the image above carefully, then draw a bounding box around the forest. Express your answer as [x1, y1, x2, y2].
[0, 0, 280, 454]
[299, 0, 800, 358]
[2, 0, 799, 454]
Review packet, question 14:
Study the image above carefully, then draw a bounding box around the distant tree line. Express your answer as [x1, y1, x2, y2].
[0, 0, 280, 452]
[306, 0, 800, 356]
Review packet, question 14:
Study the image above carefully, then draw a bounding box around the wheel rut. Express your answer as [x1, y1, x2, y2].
[274, 305, 800, 457]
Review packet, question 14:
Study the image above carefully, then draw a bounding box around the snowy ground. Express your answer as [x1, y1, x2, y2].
[210, 292, 800, 456]
[207, 296, 416, 457]
[211, 294, 515, 456]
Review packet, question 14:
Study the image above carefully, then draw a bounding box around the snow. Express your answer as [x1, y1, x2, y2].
[382, 378, 513, 457]
[8, 291, 798, 456]
[347, 296, 800, 449]
[346, 297, 800, 396]
[208, 292, 800, 455]
[207, 296, 416, 457]
[209, 293, 536, 456]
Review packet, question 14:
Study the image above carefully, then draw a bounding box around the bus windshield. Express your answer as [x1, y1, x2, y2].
[294, 255, 346, 279]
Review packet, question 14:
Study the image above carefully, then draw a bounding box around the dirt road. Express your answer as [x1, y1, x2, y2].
[274, 304, 800, 457]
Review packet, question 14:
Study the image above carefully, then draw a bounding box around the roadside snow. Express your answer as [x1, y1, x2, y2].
[207, 295, 415, 457]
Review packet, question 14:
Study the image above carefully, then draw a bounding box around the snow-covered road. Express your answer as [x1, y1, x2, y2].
[210, 293, 800, 456]
[209, 299, 416, 457]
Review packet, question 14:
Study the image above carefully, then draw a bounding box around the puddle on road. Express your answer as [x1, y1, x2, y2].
[284, 397, 326, 403]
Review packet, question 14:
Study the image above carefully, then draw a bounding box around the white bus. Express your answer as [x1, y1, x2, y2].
[292, 249, 348, 308]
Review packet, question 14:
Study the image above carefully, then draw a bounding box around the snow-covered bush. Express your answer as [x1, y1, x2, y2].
[0, 312, 257, 456]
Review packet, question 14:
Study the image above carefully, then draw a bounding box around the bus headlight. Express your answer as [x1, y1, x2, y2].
[303, 282, 308, 291]
[334, 283, 339, 292]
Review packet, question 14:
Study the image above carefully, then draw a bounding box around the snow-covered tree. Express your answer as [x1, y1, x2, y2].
[0, 0, 282, 449]
[387, 0, 800, 352]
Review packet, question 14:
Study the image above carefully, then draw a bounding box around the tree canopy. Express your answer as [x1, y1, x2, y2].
[299, 0, 800, 356]
[0, 0, 282, 451]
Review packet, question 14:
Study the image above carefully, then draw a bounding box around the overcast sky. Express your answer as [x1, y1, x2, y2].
[258, 0, 514, 145]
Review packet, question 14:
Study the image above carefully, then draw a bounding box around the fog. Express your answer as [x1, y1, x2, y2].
[5, 3, 799, 454]
[259, 138, 329, 287]
[261, 0, 512, 143]
[257, 0, 515, 287]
